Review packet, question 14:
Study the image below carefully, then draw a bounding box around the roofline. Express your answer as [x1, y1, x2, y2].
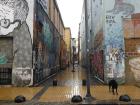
[54, 0, 65, 28]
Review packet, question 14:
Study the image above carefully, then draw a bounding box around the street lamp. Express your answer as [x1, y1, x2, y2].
[83, 0, 95, 102]
[72, 46, 75, 72]
[71, 38, 75, 72]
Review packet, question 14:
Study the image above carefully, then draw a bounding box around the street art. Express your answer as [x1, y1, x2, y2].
[0, 37, 13, 65]
[107, 0, 135, 17]
[13, 67, 32, 86]
[0, 0, 33, 86]
[0, 54, 7, 64]
[33, 2, 60, 84]
[43, 20, 52, 51]
[92, 51, 104, 80]
[105, 0, 140, 84]
[105, 47, 124, 77]
[104, 0, 132, 83]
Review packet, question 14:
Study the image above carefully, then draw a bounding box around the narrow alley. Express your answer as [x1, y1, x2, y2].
[1, 0, 140, 104]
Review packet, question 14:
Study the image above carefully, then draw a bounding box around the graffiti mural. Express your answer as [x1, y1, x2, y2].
[0, 54, 7, 64]
[0, 38, 12, 64]
[93, 51, 104, 80]
[13, 67, 32, 86]
[107, 0, 135, 17]
[93, 28, 104, 80]
[104, 0, 140, 84]
[104, 0, 131, 83]
[0, 0, 33, 86]
[33, 1, 60, 84]
[43, 20, 53, 51]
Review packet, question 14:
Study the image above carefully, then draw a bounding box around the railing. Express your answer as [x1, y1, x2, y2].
[0, 64, 12, 85]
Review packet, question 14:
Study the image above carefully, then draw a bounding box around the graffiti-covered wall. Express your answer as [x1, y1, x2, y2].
[104, 0, 140, 84]
[104, 0, 127, 83]
[92, 50, 104, 80]
[33, 1, 60, 84]
[90, 0, 104, 80]
[0, 0, 34, 86]
[80, 0, 140, 84]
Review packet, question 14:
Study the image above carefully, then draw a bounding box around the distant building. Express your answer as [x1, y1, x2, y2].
[64, 28, 72, 64]
[71, 38, 77, 63]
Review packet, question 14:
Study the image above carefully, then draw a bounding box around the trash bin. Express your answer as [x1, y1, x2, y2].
[53, 79, 57, 86]
[82, 79, 86, 86]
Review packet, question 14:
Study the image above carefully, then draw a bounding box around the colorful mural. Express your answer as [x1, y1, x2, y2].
[33, 2, 50, 84]
[13, 67, 32, 86]
[93, 29, 104, 80]
[80, 0, 140, 84]
[92, 51, 104, 80]
[43, 21, 53, 51]
[33, 1, 60, 84]
[0, 38, 13, 64]
[0, 55, 7, 64]
[0, 0, 33, 86]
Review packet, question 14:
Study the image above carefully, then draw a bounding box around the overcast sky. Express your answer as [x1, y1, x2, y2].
[56, 0, 83, 38]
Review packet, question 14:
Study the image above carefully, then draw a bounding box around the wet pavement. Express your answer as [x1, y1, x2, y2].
[0, 65, 140, 105]
[0, 87, 42, 101]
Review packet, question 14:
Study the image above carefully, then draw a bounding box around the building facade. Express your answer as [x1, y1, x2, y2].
[64, 28, 72, 65]
[0, 0, 67, 86]
[71, 38, 77, 63]
[80, 0, 140, 84]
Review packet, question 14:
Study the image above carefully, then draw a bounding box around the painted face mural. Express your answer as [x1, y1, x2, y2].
[0, 4, 19, 35]
[0, 0, 28, 35]
[0, 0, 32, 86]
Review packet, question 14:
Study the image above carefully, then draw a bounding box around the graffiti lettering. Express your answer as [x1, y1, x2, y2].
[106, 15, 115, 19]
[14, 68, 32, 86]
[106, 15, 116, 24]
